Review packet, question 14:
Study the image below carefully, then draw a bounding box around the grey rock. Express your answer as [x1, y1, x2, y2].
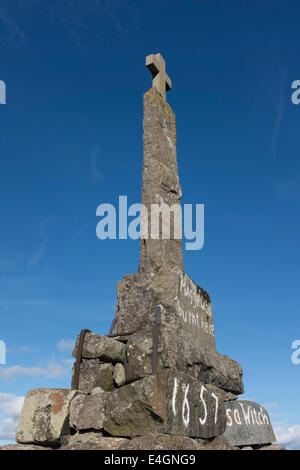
[202, 435, 237, 450]
[97, 363, 115, 391]
[241, 446, 254, 450]
[161, 324, 244, 394]
[60, 433, 128, 450]
[113, 363, 126, 387]
[225, 392, 238, 401]
[139, 87, 184, 272]
[125, 330, 163, 382]
[72, 359, 114, 393]
[0, 444, 52, 450]
[224, 400, 276, 446]
[258, 444, 286, 450]
[69, 387, 108, 431]
[16, 388, 77, 448]
[195, 438, 206, 447]
[120, 434, 202, 450]
[114, 266, 244, 395]
[72, 332, 126, 364]
[103, 369, 226, 439]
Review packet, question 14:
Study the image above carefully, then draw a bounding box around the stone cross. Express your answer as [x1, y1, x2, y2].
[146, 53, 172, 100]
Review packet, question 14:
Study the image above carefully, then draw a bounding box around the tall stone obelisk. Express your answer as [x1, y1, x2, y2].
[139, 53, 183, 272]
[113, 53, 244, 395]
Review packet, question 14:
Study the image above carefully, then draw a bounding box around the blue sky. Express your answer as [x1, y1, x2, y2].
[0, 0, 300, 449]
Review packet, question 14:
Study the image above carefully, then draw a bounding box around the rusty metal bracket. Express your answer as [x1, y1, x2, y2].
[107, 317, 142, 338]
[107, 329, 141, 338]
[71, 328, 91, 390]
[108, 318, 117, 336]
[71, 320, 143, 390]
[152, 305, 162, 374]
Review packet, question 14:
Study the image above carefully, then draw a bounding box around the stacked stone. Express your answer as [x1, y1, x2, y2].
[2, 55, 285, 451]
[7, 331, 283, 450]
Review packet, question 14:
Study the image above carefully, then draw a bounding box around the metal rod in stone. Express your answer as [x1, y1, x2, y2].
[107, 328, 141, 338]
[71, 328, 91, 390]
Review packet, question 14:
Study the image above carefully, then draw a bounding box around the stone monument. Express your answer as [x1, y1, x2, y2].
[3, 53, 284, 451]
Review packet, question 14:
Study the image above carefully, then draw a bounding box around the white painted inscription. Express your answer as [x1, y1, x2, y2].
[172, 377, 178, 417]
[211, 392, 219, 424]
[172, 377, 219, 427]
[182, 384, 190, 428]
[177, 272, 215, 338]
[226, 403, 270, 427]
[199, 385, 208, 425]
[179, 272, 211, 314]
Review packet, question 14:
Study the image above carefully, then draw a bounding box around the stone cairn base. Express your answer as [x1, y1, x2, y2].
[1, 331, 285, 451]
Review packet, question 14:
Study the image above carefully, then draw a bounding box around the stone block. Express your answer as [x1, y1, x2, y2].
[119, 434, 202, 450]
[72, 332, 126, 364]
[16, 388, 77, 448]
[0, 444, 52, 450]
[224, 400, 276, 446]
[113, 363, 126, 387]
[103, 369, 226, 439]
[69, 387, 108, 431]
[202, 435, 237, 450]
[60, 433, 128, 450]
[114, 266, 244, 394]
[258, 444, 286, 450]
[71, 359, 114, 393]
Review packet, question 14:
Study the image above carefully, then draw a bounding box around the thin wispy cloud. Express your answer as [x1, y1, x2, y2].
[0, 393, 25, 441]
[27, 239, 48, 269]
[276, 167, 300, 203]
[0, 3, 26, 44]
[274, 423, 300, 450]
[0, 359, 73, 380]
[263, 402, 278, 410]
[0, 300, 52, 313]
[0, 239, 49, 275]
[57, 339, 75, 352]
[6, 345, 38, 354]
[74, 224, 88, 239]
[0, 1, 139, 50]
[39, 215, 54, 238]
[0, 252, 25, 275]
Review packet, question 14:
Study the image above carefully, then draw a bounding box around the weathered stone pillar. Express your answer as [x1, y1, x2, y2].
[112, 54, 244, 395]
[139, 87, 183, 272]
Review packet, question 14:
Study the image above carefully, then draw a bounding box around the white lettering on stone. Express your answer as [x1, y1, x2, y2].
[260, 406, 270, 425]
[182, 384, 190, 427]
[226, 409, 233, 427]
[199, 385, 208, 425]
[234, 408, 242, 425]
[172, 377, 178, 417]
[253, 409, 260, 426]
[211, 392, 219, 424]
[227, 404, 271, 428]
[179, 272, 211, 314]
[177, 300, 215, 337]
[239, 403, 251, 425]
[171, 377, 219, 429]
